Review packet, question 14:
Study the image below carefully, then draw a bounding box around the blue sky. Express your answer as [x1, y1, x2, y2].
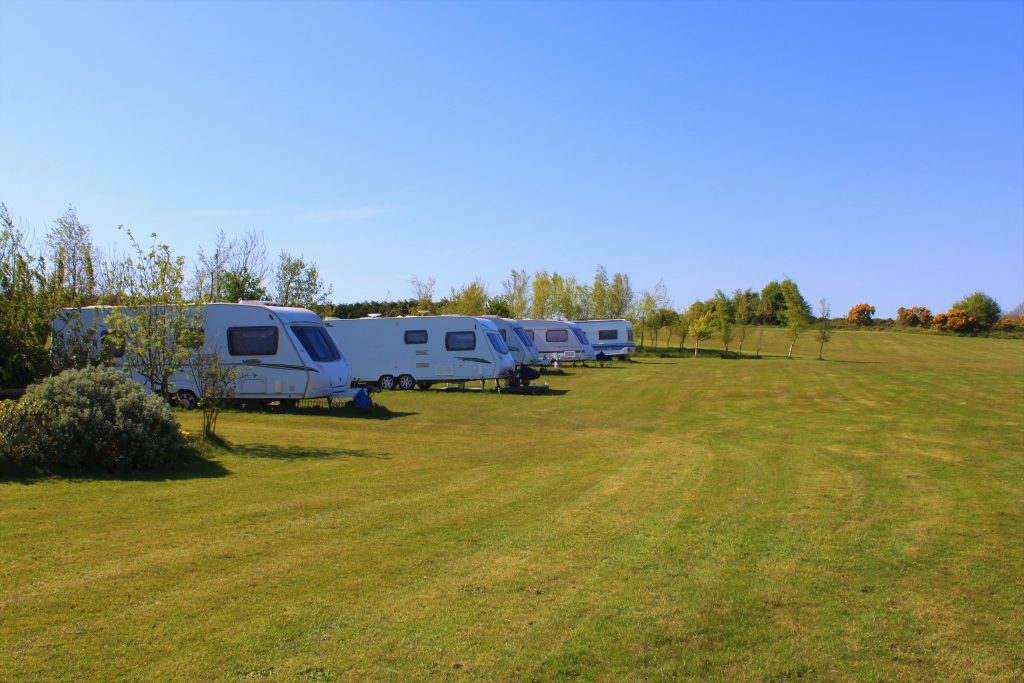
[1, 0, 1022, 316]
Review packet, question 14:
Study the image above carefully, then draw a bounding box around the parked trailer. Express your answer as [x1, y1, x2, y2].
[517, 319, 596, 362]
[573, 319, 635, 358]
[52, 302, 355, 407]
[324, 315, 515, 390]
[480, 316, 546, 366]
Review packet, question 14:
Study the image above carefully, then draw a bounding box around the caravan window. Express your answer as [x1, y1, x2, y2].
[291, 326, 341, 362]
[228, 326, 279, 356]
[572, 328, 590, 346]
[445, 331, 476, 351]
[545, 329, 568, 343]
[487, 332, 509, 355]
[404, 330, 428, 344]
[514, 327, 535, 349]
[499, 329, 507, 342]
[627, 327, 634, 341]
[598, 329, 618, 341]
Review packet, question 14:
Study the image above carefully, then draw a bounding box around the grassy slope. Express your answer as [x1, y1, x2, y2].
[1, 330, 1022, 681]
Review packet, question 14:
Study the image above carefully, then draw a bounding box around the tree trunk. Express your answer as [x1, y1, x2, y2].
[738, 327, 746, 353]
[666, 328, 673, 349]
[694, 340, 699, 358]
[818, 339, 824, 360]
[787, 340, 796, 359]
[755, 325, 764, 357]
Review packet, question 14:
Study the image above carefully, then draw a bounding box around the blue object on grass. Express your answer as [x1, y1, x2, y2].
[352, 388, 373, 409]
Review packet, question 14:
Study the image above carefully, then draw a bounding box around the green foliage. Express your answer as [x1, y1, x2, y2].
[330, 299, 418, 319]
[759, 281, 785, 325]
[712, 289, 735, 351]
[952, 292, 1001, 329]
[273, 251, 332, 308]
[186, 349, 240, 442]
[221, 267, 268, 302]
[814, 298, 835, 360]
[484, 295, 513, 318]
[688, 310, 715, 356]
[732, 288, 758, 352]
[3, 366, 184, 472]
[500, 270, 530, 318]
[440, 277, 489, 315]
[105, 228, 201, 400]
[780, 278, 811, 325]
[0, 204, 57, 388]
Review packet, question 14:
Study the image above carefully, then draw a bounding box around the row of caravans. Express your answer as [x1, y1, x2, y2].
[52, 302, 635, 404]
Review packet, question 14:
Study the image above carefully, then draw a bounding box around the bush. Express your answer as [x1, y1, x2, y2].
[952, 292, 1001, 330]
[994, 315, 1021, 332]
[933, 308, 977, 333]
[847, 304, 876, 326]
[897, 306, 933, 327]
[2, 366, 185, 472]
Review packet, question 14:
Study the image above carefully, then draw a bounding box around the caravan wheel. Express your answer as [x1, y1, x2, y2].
[176, 390, 198, 410]
[378, 375, 396, 391]
[397, 374, 416, 391]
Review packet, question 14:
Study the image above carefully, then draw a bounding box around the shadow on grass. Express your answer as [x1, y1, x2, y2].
[238, 444, 390, 460]
[0, 447, 230, 485]
[260, 403, 418, 420]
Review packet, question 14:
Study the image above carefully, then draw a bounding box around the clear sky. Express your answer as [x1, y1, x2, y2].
[2, 0, 1022, 316]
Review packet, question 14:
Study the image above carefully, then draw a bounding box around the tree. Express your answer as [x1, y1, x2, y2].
[273, 251, 332, 309]
[607, 272, 634, 318]
[651, 308, 678, 348]
[896, 306, 932, 327]
[689, 310, 714, 357]
[530, 270, 555, 319]
[441, 277, 488, 315]
[760, 281, 785, 325]
[712, 289, 735, 352]
[672, 309, 691, 350]
[186, 346, 240, 442]
[934, 309, 977, 333]
[952, 292, 1001, 330]
[847, 303, 875, 326]
[46, 205, 96, 302]
[221, 267, 268, 302]
[780, 277, 811, 324]
[590, 265, 610, 319]
[410, 275, 437, 313]
[501, 269, 531, 318]
[755, 284, 782, 357]
[191, 229, 269, 303]
[551, 273, 589, 320]
[732, 288, 757, 353]
[782, 280, 810, 359]
[105, 228, 202, 402]
[0, 204, 56, 387]
[815, 298, 835, 360]
[485, 295, 513, 318]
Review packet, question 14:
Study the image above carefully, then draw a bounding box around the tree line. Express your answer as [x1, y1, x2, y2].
[3, 204, 1020, 390]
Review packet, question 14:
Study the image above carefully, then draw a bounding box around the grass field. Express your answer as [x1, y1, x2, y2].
[2, 329, 1022, 680]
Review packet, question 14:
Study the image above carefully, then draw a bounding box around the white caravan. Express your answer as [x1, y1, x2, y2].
[324, 315, 516, 390]
[480, 316, 545, 366]
[518, 319, 596, 362]
[573, 319, 635, 358]
[52, 302, 354, 407]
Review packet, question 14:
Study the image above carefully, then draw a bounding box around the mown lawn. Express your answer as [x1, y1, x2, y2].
[2, 329, 1022, 680]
